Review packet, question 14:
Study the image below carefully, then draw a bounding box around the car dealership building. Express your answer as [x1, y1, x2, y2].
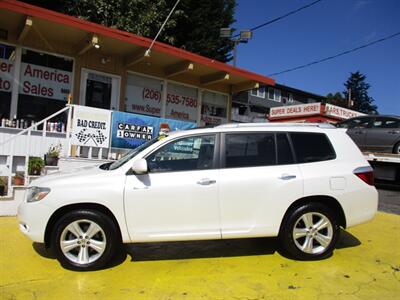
[0, 0, 275, 127]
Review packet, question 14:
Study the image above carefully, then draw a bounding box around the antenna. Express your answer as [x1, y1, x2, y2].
[145, 0, 181, 57]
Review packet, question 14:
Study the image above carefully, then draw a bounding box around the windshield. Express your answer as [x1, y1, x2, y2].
[108, 138, 160, 170]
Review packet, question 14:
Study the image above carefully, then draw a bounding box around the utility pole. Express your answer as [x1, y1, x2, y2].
[348, 88, 353, 108]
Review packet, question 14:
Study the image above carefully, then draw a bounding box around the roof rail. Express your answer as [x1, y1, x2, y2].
[215, 123, 336, 129]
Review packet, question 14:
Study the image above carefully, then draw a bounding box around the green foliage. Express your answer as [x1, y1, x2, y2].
[325, 92, 347, 107]
[28, 157, 44, 175]
[343, 71, 378, 114]
[22, 0, 236, 62]
[46, 144, 62, 158]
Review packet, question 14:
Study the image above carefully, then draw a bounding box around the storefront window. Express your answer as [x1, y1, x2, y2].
[17, 49, 73, 123]
[0, 43, 15, 119]
[201, 91, 228, 126]
[166, 83, 198, 123]
[125, 73, 162, 117]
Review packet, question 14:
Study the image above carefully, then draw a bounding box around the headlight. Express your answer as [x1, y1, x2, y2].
[26, 187, 51, 203]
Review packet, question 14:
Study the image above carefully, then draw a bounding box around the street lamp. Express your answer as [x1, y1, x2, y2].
[220, 28, 253, 67]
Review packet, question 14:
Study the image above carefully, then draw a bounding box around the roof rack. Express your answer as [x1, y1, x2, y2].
[215, 123, 336, 129]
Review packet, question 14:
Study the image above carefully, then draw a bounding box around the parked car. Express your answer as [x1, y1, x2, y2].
[18, 123, 378, 270]
[336, 115, 400, 154]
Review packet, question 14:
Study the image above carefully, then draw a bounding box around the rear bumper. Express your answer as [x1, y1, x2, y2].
[343, 186, 378, 228]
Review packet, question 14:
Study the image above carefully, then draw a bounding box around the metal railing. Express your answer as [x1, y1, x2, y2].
[0, 105, 72, 196]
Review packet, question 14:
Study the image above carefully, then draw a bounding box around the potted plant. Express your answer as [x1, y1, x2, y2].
[28, 157, 44, 176]
[45, 144, 62, 166]
[13, 172, 24, 186]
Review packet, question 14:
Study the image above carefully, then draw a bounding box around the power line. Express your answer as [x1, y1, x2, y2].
[234, 0, 324, 37]
[268, 31, 400, 76]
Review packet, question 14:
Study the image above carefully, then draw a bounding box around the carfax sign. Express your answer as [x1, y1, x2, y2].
[111, 111, 196, 149]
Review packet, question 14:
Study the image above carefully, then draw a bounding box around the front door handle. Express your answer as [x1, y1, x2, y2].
[279, 174, 296, 180]
[197, 178, 216, 185]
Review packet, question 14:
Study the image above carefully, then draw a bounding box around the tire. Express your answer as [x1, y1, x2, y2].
[393, 142, 400, 154]
[51, 209, 120, 271]
[279, 202, 339, 260]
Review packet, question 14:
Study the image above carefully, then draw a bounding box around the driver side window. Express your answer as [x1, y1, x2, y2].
[146, 135, 216, 173]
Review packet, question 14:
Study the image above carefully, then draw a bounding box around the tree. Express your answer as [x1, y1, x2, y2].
[325, 92, 346, 107]
[21, 0, 236, 62]
[343, 71, 378, 114]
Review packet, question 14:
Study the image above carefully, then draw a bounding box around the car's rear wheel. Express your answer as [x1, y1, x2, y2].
[52, 210, 120, 271]
[279, 203, 339, 260]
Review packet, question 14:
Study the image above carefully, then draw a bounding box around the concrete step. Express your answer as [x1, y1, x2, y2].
[0, 186, 26, 216]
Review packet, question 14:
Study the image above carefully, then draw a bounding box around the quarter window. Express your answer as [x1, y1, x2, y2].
[225, 133, 276, 168]
[147, 135, 215, 173]
[290, 132, 336, 163]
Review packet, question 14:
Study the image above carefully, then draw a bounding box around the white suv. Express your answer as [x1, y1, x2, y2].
[18, 123, 378, 270]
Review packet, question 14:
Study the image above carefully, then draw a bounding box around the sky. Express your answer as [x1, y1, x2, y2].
[233, 0, 400, 114]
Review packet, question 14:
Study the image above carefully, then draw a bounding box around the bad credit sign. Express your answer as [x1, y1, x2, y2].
[71, 106, 111, 148]
[269, 103, 322, 119]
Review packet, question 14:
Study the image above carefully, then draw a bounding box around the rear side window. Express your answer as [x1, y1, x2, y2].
[277, 133, 294, 165]
[225, 133, 276, 168]
[372, 117, 400, 129]
[290, 132, 336, 163]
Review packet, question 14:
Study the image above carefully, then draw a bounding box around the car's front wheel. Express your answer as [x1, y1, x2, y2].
[52, 209, 120, 271]
[393, 142, 400, 154]
[279, 203, 339, 260]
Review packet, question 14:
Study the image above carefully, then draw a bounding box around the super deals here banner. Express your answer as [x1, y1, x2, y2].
[111, 111, 196, 149]
[71, 106, 111, 148]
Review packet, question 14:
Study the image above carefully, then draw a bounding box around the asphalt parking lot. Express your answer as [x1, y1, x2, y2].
[1, 190, 399, 300]
[377, 188, 400, 215]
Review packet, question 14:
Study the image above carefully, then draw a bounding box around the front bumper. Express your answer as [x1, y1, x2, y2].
[17, 200, 54, 243]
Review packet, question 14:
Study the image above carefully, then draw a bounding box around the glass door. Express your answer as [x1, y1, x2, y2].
[80, 69, 120, 110]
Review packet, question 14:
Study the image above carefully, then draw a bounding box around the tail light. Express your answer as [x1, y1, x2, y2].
[353, 166, 375, 186]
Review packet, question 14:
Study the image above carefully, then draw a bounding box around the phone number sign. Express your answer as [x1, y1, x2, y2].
[166, 83, 198, 122]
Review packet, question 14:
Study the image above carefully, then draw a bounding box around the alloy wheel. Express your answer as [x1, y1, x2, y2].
[60, 219, 107, 265]
[292, 212, 333, 254]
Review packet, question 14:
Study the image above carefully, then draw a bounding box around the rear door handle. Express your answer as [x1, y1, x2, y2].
[197, 178, 216, 185]
[279, 174, 296, 180]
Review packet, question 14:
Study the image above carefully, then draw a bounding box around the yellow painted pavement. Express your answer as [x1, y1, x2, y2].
[0, 212, 399, 300]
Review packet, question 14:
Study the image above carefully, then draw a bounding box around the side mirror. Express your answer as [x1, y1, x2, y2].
[131, 158, 148, 175]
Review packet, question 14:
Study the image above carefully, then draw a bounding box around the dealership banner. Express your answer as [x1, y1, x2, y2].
[111, 111, 196, 149]
[71, 106, 111, 148]
[325, 104, 365, 119]
[0, 58, 14, 93]
[19, 62, 72, 101]
[165, 83, 199, 122]
[269, 103, 322, 119]
[125, 73, 162, 117]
